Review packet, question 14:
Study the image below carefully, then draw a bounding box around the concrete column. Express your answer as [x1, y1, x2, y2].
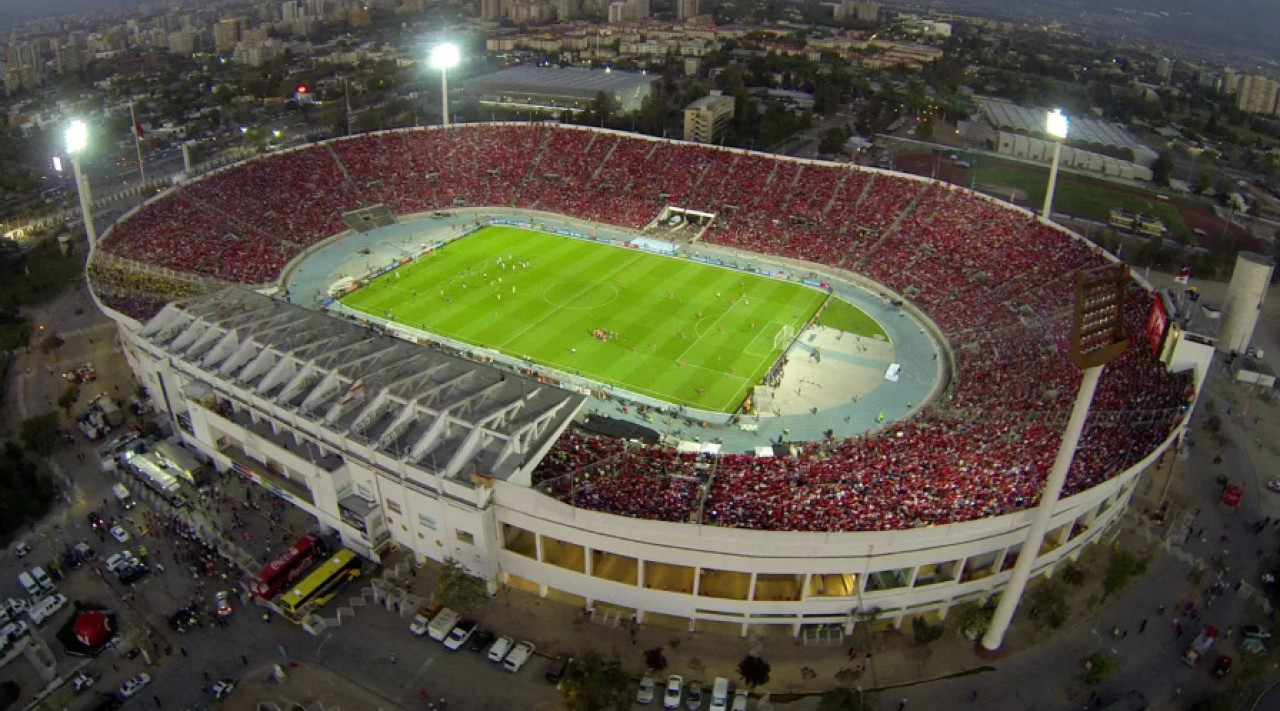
[584, 547, 593, 577]
[801, 572, 812, 601]
[747, 571, 757, 601]
[637, 559, 645, 588]
[534, 534, 544, 562]
[692, 568, 701, 597]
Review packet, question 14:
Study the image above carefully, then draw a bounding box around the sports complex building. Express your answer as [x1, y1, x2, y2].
[87, 123, 1214, 637]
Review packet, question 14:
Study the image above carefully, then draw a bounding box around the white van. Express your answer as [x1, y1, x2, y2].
[17, 571, 40, 597]
[709, 677, 731, 711]
[30, 567, 54, 593]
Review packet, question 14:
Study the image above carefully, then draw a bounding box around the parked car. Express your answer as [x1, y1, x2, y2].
[442, 620, 476, 651]
[544, 656, 573, 684]
[637, 673, 657, 704]
[409, 613, 431, 636]
[118, 564, 148, 585]
[106, 552, 136, 574]
[503, 641, 536, 672]
[87, 512, 105, 531]
[664, 675, 684, 709]
[730, 690, 748, 711]
[72, 672, 99, 693]
[487, 636, 514, 662]
[467, 628, 495, 653]
[12, 542, 30, 558]
[168, 608, 200, 633]
[110, 526, 130, 543]
[117, 674, 151, 699]
[28, 594, 68, 625]
[686, 680, 703, 710]
[210, 679, 237, 700]
[215, 591, 233, 617]
[1242, 625, 1272, 639]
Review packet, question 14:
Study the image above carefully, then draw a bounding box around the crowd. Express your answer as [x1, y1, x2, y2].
[93, 123, 1192, 532]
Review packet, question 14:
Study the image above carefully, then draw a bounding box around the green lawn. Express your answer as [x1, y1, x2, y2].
[970, 156, 1192, 241]
[340, 226, 831, 412]
[817, 298, 888, 340]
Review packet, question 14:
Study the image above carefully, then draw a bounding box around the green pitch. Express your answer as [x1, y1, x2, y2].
[340, 226, 830, 412]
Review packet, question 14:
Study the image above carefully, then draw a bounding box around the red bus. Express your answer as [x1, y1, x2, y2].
[249, 534, 323, 599]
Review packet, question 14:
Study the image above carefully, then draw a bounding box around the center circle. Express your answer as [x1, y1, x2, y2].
[543, 280, 619, 310]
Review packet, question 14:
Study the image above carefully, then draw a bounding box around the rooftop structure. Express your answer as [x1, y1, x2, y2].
[465, 66, 659, 115]
[976, 97, 1145, 153]
[138, 288, 584, 484]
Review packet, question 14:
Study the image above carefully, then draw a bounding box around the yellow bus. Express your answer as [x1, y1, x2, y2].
[277, 549, 362, 621]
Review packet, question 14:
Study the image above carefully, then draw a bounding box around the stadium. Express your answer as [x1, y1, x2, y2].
[88, 123, 1202, 636]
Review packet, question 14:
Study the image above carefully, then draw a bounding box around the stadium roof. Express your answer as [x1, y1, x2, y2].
[139, 288, 584, 483]
[466, 66, 659, 97]
[975, 97, 1145, 151]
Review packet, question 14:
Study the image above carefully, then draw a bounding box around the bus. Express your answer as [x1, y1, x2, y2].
[278, 549, 362, 621]
[112, 483, 135, 511]
[248, 534, 324, 599]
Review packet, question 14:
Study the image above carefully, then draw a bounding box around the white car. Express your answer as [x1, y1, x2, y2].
[0, 620, 30, 639]
[28, 594, 68, 625]
[118, 673, 151, 699]
[487, 635, 514, 662]
[13, 542, 30, 558]
[72, 673, 97, 693]
[637, 673, 657, 704]
[686, 680, 703, 710]
[110, 526, 130, 543]
[1, 598, 26, 618]
[409, 613, 431, 636]
[106, 552, 137, 573]
[211, 679, 237, 700]
[664, 675, 684, 710]
[731, 690, 748, 711]
[443, 620, 476, 651]
[502, 641, 536, 672]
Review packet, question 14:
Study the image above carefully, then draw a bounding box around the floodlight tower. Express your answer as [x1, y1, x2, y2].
[1042, 109, 1070, 221]
[980, 264, 1129, 655]
[430, 43, 461, 127]
[65, 120, 96, 244]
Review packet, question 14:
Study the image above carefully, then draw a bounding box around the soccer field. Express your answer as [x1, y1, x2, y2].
[340, 226, 831, 412]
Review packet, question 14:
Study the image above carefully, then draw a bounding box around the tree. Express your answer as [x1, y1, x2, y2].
[737, 655, 770, 689]
[1027, 580, 1070, 630]
[39, 333, 63, 354]
[559, 650, 631, 711]
[1059, 562, 1085, 587]
[817, 688, 876, 711]
[910, 616, 944, 644]
[643, 646, 668, 673]
[57, 383, 79, 413]
[1194, 171, 1212, 195]
[1103, 550, 1148, 598]
[916, 117, 934, 141]
[952, 604, 993, 641]
[432, 558, 490, 614]
[819, 126, 848, 156]
[1151, 150, 1175, 186]
[1081, 651, 1119, 686]
[19, 413, 59, 457]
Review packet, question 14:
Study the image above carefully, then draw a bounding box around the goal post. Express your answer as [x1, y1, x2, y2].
[773, 324, 796, 352]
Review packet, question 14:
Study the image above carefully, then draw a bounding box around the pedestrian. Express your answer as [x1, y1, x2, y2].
[241, 654, 248, 667]
[153, 696, 162, 709]
[1121, 630, 1128, 639]
[389, 652, 397, 664]
[180, 647, 187, 657]
[898, 699, 908, 711]
[970, 690, 978, 704]
[1139, 619, 1147, 634]
[418, 689, 426, 701]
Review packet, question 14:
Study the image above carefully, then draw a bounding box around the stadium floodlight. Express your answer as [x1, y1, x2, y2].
[64, 119, 96, 244]
[430, 42, 461, 127]
[980, 264, 1128, 656]
[1042, 109, 1069, 220]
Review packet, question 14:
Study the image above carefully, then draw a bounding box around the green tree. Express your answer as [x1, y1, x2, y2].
[432, 558, 490, 614]
[817, 688, 876, 711]
[1027, 580, 1070, 630]
[911, 616, 944, 644]
[1059, 563, 1085, 586]
[952, 604, 993, 641]
[39, 333, 63, 354]
[1082, 651, 1119, 686]
[584, 91, 617, 127]
[57, 383, 79, 413]
[1151, 150, 1175, 186]
[819, 126, 848, 156]
[19, 413, 59, 457]
[1103, 550, 1148, 598]
[737, 655, 771, 689]
[916, 117, 934, 141]
[643, 646, 668, 673]
[1194, 171, 1212, 195]
[0, 442, 56, 539]
[559, 651, 631, 711]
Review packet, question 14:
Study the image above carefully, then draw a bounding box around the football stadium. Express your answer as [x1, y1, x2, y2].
[89, 123, 1203, 636]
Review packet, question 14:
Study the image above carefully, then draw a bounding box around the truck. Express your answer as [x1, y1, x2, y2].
[426, 607, 460, 641]
[1183, 625, 1219, 666]
[93, 395, 123, 428]
[113, 483, 136, 511]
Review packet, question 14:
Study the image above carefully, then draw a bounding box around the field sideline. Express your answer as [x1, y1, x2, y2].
[340, 226, 832, 412]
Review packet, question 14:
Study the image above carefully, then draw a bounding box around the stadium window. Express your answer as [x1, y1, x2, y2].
[385, 499, 401, 515]
[418, 514, 437, 531]
[455, 529, 475, 546]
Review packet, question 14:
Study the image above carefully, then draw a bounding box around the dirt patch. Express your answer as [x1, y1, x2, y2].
[224, 662, 406, 711]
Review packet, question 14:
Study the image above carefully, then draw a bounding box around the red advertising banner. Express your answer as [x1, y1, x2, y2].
[1146, 295, 1168, 357]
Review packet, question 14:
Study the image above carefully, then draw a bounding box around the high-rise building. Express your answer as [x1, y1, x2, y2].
[1156, 57, 1173, 83]
[1197, 69, 1219, 91]
[54, 42, 83, 75]
[683, 92, 734, 143]
[607, 1, 626, 22]
[1237, 74, 1279, 115]
[214, 18, 248, 54]
[481, 0, 503, 20]
[168, 30, 200, 55]
[556, 0, 579, 20]
[4, 41, 44, 94]
[676, 0, 697, 21]
[282, 1, 300, 25]
[625, 0, 649, 20]
[1223, 68, 1240, 94]
[854, 1, 879, 22]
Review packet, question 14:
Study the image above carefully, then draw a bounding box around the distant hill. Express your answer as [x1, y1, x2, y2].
[896, 0, 1280, 63]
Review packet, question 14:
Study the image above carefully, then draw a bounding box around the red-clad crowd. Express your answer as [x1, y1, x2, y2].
[94, 124, 1192, 531]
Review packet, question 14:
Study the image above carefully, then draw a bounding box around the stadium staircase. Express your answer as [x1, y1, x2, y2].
[692, 457, 718, 525]
[521, 129, 555, 185]
[851, 180, 934, 271]
[324, 144, 371, 206]
[688, 153, 729, 199]
[181, 193, 296, 246]
[821, 171, 849, 216]
[589, 135, 621, 183]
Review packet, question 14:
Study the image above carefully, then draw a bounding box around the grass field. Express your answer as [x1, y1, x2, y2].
[340, 226, 833, 412]
[969, 156, 1194, 241]
[817, 298, 888, 340]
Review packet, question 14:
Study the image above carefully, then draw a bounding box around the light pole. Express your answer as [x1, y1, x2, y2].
[65, 119, 96, 244]
[979, 264, 1129, 655]
[1041, 108, 1069, 221]
[430, 43, 461, 127]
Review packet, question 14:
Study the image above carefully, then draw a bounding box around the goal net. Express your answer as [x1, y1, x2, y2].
[773, 324, 797, 352]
